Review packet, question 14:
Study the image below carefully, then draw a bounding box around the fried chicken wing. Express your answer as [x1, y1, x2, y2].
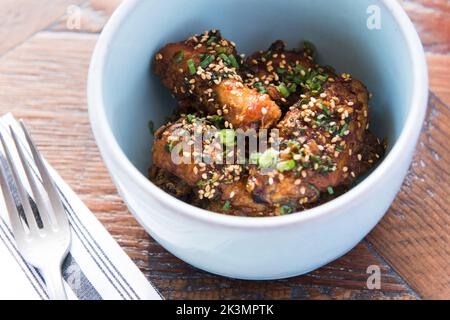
[149, 32, 385, 216]
[243, 40, 318, 109]
[154, 30, 281, 129]
[247, 76, 384, 210]
[148, 166, 193, 201]
[151, 115, 271, 215]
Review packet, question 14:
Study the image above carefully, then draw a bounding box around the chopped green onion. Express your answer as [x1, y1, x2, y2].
[277, 83, 290, 98]
[206, 36, 217, 45]
[335, 145, 344, 152]
[339, 123, 349, 136]
[306, 79, 321, 91]
[186, 114, 196, 123]
[311, 155, 322, 164]
[293, 75, 305, 85]
[174, 51, 184, 63]
[249, 152, 261, 165]
[215, 46, 227, 54]
[320, 102, 330, 116]
[196, 180, 206, 187]
[228, 54, 239, 69]
[258, 149, 278, 169]
[294, 64, 308, 76]
[277, 67, 286, 74]
[200, 54, 215, 69]
[223, 200, 231, 211]
[276, 160, 296, 172]
[280, 205, 293, 215]
[327, 186, 334, 195]
[219, 129, 235, 147]
[302, 161, 311, 169]
[187, 59, 196, 75]
[316, 74, 328, 82]
[254, 82, 267, 94]
[219, 53, 231, 65]
[207, 115, 224, 128]
[308, 184, 320, 196]
[287, 83, 297, 93]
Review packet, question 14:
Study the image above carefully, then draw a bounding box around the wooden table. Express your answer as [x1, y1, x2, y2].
[0, 0, 448, 300]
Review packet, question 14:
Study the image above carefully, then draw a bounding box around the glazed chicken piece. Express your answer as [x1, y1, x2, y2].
[247, 76, 385, 211]
[148, 166, 193, 201]
[151, 115, 270, 215]
[150, 34, 385, 216]
[243, 40, 326, 109]
[154, 30, 281, 130]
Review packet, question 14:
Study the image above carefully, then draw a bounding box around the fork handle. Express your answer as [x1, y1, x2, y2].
[41, 263, 68, 300]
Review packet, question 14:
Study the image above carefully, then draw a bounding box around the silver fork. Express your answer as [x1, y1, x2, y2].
[0, 120, 71, 300]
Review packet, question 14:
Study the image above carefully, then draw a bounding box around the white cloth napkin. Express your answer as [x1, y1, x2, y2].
[0, 113, 162, 300]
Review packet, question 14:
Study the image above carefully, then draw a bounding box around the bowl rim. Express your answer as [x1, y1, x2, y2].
[88, 0, 428, 228]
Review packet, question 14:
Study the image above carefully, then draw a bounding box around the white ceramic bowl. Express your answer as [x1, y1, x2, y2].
[88, 0, 428, 279]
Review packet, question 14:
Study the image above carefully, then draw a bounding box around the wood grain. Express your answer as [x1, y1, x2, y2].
[0, 0, 85, 56]
[0, 0, 448, 300]
[400, 0, 450, 53]
[0, 31, 420, 300]
[367, 93, 450, 299]
[427, 54, 450, 105]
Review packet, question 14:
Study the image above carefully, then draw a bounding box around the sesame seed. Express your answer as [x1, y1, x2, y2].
[357, 154, 362, 161]
[343, 166, 348, 172]
[230, 191, 235, 199]
[300, 187, 306, 195]
[295, 179, 301, 185]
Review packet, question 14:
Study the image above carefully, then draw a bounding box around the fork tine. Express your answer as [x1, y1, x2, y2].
[0, 160, 27, 239]
[19, 120, 68, 229]
[10, 127, 52, 229]
[0, 132, 40, 234]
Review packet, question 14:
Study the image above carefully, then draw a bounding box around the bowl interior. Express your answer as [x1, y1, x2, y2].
[101, 0, 413, 177]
